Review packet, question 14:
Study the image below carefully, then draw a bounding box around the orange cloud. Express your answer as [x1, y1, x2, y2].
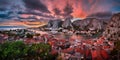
[41, 0, 112, 18]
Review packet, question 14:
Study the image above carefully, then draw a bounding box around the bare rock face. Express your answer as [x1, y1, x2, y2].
[47, 20, 53, 28]
[62, 15, 73, 29]
[62, 19, 73, 29]
[87, 18, 102, 31]
[103, 13, 120, 41]
[73, 18, 90, 30]
[47, 19, 63, 29]
[98, 18, 110, 30]
[73, 18, 103, 31]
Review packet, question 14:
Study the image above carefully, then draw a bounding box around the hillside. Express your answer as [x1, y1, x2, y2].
[103, 13, 120, 41]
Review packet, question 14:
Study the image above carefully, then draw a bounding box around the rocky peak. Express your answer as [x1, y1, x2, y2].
[62, 15, 73, 29]
[47, 20, 53, 28]
[47, 19, 63, 29]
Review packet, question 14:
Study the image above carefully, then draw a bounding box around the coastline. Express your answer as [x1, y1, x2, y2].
[0, 26, 27, 31]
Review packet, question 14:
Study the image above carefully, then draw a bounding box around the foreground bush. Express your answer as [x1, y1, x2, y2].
[0, 41, 56, 60]
[110, 40, 120, 60]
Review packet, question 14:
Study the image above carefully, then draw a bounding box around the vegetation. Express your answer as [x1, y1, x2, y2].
[0, 41, 56, 60]
[26, 33, 34, 38]
[110, 40, 120, 60]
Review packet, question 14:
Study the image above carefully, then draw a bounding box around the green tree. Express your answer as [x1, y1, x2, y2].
[0, 41, 56, 60]
[0, 41, 27, 60]
[110, 40, 120, 60]
[26, 33, 33, 38]
[28, 43, 51, 60]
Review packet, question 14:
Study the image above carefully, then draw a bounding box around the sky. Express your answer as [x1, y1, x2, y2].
[0, 0, 120, 21]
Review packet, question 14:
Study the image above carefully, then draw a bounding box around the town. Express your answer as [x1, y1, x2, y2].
[0, 13, 120, 60]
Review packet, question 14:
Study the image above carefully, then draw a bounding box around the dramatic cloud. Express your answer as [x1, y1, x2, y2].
[0, 0, 52, 20]
[63, 3, 73, 16]
[23, 0, 50, 13]
[0, 0, 25, 19]
[0, 0, 120, 19]
[0, 13, 9, 18]
[0, 0, 25, 10]
[42, 0, 120, 18]
[18, 10, 54, 18]
[0, 10, 12, 19]
[53, 8, 61, 16]
[0, 0, 10, 10]
[87, 12, 112, 18]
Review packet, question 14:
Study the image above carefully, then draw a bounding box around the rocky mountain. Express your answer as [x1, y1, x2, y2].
[46, 17, 110, 32]
[47, 15, 74, 30]
[73, 18, 104, 31]
[46, 15, 111, 34]
[47, 20, 53, 28]
[103, 13, 120, 41]
[62, 15, 73, 30]
[47, 19, 63, 29]
[98, 18, 110, 30]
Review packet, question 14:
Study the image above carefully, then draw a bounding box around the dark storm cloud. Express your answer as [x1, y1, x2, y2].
[111, 0, 120, 12]
[87, 12, 112, 18]
[0, 0, 11, 10]
[18, 10, 54, 18]
[0, 0, 25, 10]
[0, 10, 12, 19]
[18, 16, 38, 20]
[0, 14, 9, 18]
[63, 3, 73, 16]
[0, 8, 7, 11]
[53, 8, 61, 15]
[23, 0, 50, 13]
[0, 0, 120, 19]
[0, 0, 52, 19]
[85, 0, 120, 17]
[0, 0, 10, 6]
[0, 0, 25, 19]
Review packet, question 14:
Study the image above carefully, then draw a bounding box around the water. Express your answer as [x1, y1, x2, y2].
[0, 26, 27, 30]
